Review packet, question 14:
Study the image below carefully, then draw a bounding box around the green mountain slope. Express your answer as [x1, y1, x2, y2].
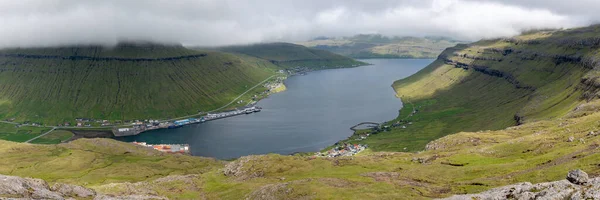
[299, 35, 461, 59]
[0, 43, 280, 125]
[346, 26, 600, 152]
[216, 42, 366, 69]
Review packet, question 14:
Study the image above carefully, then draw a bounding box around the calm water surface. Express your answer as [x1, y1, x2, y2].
[116, 59, 432, 159]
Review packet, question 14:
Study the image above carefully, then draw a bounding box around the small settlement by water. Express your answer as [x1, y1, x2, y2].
[132, 141, 190, 154]
[113, 106, 262, 137]
[316, 143, 368, 157]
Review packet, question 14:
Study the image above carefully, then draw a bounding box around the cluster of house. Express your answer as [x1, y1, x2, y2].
[316, 143, 367, 157]
[68, 118, 165, 128]
[391, 120, 413, 129]
[355, 133, 370, 141]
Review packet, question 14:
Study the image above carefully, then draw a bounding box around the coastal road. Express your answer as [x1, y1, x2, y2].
[0, 74, 279, 132]
[161, 74, 277, 122]
[24, 127, 57, 143]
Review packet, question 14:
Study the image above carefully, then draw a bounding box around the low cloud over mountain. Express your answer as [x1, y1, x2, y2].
[0, 0, 596, 47]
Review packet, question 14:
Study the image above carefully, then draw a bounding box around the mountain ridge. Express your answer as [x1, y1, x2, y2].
[298, 34, 462, 59]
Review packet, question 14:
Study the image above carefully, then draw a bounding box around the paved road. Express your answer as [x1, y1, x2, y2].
[24, 127, 57, 143]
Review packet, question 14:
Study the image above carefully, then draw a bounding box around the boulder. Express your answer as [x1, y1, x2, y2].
[51, 183, 96, 198]
[567, 169, 589, 185]
[441, 170, 599, 199]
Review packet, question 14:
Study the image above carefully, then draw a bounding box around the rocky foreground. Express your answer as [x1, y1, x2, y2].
[0, 174, 165, 200]
[442, 170, 600, 199]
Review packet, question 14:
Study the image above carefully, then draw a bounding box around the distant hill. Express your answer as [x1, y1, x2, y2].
[0, 42, 363, 125]
[215, 42, 366, 68]
[368, 26, 600, 152]
[0, 43, 277, 124]
[298, 34, 463, 59]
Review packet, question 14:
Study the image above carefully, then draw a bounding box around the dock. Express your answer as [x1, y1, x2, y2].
[113, 106, 262, 137]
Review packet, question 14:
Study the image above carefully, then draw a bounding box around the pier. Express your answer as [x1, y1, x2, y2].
[113, 106, 262, 137]
[350, 122, 380, 131]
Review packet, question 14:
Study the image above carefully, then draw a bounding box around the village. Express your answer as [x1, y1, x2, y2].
[316, 143, 368, 157]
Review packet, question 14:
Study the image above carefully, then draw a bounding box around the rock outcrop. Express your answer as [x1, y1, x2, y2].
[441, 170, 600, 199]
[0, 174, 168, 200]
[0, 174, 94, 199]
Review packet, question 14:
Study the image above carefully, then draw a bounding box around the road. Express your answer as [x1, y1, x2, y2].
[24, 127, 56, 143]
[161, 74, 277, 122]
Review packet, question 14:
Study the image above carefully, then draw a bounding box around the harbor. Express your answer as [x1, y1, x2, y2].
[113, 106, 262, 137]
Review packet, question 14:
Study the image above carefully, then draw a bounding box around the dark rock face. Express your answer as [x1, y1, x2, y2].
[567, 169, 589, 185]
[441, 170, 600, 199]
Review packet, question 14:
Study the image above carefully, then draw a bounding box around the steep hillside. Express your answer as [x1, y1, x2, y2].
[342, 26, 600, 152]
[0, 43, 279, 125]
[299, 35, 461, 59]
[216, 42, 366, 69]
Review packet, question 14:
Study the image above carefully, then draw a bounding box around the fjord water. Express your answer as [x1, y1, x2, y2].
[116, 59, 432, 159]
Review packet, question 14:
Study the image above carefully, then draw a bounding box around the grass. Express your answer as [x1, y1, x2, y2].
[29, 130, 74, 144]
[3, 102, 600, 199]
[0, 123, 51, 142]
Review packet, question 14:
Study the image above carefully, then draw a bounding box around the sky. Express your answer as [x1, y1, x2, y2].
[0, 0, 597, 47]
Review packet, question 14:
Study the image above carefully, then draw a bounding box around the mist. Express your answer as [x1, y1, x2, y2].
[0, 0, 595, 48]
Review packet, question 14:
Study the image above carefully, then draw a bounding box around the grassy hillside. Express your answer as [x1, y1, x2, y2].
[216, 42, 366, 69]
[299, 35, 461, 59]
[4, 105, 600, 199]
[0, 43, 281, 125]
[344, 26, 600, 153]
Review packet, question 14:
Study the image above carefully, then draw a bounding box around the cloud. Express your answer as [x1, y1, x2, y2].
[0, 0, 594, 48]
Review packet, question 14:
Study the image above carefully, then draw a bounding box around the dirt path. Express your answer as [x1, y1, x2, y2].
[24, 127, 56, 143]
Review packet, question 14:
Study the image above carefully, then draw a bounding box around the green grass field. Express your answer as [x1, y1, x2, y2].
[0, 123, 51, 142]
[29, 130, 74, 144]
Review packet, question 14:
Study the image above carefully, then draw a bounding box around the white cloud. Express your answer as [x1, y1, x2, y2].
[0, 0, 594, 48]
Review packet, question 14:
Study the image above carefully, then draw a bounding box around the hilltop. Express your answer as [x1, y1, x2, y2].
[215, 42, 366, 68]
[0, 42, 362, 126]
[298, 34, 462, 59]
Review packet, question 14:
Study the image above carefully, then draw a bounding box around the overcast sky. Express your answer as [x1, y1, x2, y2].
[0, 0, 597, 47]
